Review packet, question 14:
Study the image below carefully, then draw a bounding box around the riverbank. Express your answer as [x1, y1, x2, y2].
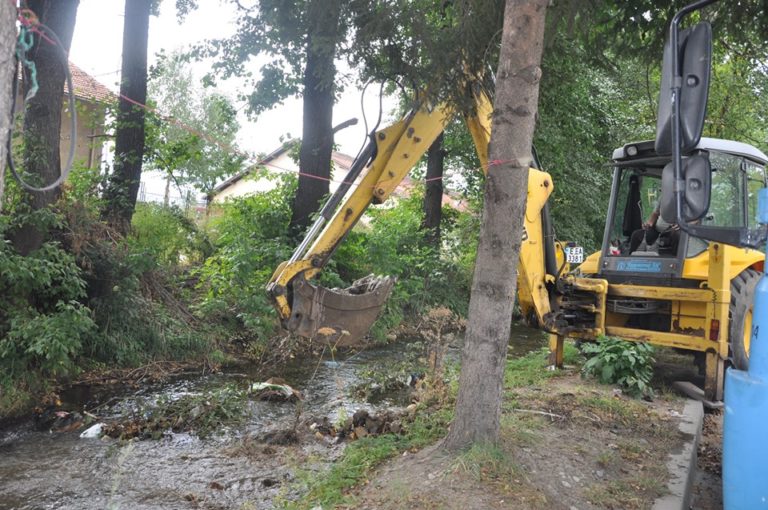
[288, 344, 694, 510]
[0, 329, 705, 510]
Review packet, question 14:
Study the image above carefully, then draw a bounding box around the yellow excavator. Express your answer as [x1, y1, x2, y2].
[268, 4, 767, 403]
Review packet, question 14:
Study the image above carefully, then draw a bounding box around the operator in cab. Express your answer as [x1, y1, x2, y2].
[629, 201, 681, 254]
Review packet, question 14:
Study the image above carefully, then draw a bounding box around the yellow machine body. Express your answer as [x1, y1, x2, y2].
[267, 88, 765, 400]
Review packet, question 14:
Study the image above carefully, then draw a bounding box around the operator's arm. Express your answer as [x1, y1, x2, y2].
[643, 208, 660, 230]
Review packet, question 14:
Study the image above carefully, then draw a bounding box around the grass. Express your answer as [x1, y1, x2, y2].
[500, 412, 544, 446]
[504, 343, 581, 389]
[453, 442, 519, 482]
[585, 476, 667, 510]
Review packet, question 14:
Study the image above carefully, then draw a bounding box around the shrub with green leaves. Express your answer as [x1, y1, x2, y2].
[0, 224, 96, 386]
[195, 177, 477, 344]
[130, 203, 210, 266]
[195, 174, 298, 340]
[333, 191, 475, 338]
[581, 336, 655, 397]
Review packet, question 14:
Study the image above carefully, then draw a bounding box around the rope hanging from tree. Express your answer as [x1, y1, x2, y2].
[6, 8, 77, 193]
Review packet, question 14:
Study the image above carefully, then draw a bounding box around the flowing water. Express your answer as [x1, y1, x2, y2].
[0, 325, 545, 510]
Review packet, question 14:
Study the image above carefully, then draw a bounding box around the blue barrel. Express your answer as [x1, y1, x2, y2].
[723, 188, 768, 509]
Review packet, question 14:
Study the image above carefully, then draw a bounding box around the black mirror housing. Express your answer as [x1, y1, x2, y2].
[655, 21, 712, 155]
[661, 154, 711, 222]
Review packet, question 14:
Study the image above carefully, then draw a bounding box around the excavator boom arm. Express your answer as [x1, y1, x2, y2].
[267, 90, 604, 344]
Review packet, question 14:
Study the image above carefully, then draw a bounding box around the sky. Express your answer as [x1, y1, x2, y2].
[68, 0, 397, 203]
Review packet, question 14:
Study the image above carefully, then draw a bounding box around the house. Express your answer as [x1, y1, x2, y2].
[212, 143, 355, 203]
[212, 141, 468, 212]
[15, 62, 113, 169]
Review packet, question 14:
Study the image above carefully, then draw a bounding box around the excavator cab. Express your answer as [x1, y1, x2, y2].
[600, 139, 768, 283]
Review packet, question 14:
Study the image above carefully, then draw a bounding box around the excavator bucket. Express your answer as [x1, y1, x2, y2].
[285, 275, 395, 347]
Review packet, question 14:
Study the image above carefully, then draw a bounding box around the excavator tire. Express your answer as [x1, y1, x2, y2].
[728, 268, 761, 371]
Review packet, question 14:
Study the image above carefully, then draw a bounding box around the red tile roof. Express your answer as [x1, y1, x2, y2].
[18, 61, 115, 103]
[65, 62, 115, 103]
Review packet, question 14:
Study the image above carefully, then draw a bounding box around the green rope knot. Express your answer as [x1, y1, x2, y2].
[16, 26, 38, 102]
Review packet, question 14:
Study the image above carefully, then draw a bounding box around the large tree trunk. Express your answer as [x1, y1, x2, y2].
[102, 0, 151, 234]
[11, 0, 79, 255]
[0, 1, 17, 210]
[443, 0, 548, 451]
[422, 133, 445, 246]
[288, 0, 342, 236]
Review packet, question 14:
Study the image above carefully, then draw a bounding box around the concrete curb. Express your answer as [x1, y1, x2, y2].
[652, 399, 704, 510]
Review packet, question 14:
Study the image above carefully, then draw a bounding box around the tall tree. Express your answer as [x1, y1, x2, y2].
[102, 0, 152, 234]
[0, 1, 17, 208]
[11, 0, 79, 255]
[290, 0, 343, 234]
[197, 0, 346, 236]
[444, 0, 548, 451]
[145, 53, 243, 206]
[422, 133, 445, 245]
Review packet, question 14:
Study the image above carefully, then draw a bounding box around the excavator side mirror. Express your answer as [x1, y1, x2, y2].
[660, 154, 711, 223]
[655, 21, 712, 155]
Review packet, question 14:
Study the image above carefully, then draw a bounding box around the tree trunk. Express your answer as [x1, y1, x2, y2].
[164, 173, 171, 206]
[11, 0, 79, 255]
[422, 133, 445, 246]
[443, 0, 548, 451]
[0, 1, 17, 210]
[102, 0, 151, 234]
[288, 0, 342, 236]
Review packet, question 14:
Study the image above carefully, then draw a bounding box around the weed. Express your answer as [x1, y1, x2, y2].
[454, 442, 518, 482]
[500, 413, 543, 446]
[103, 385, 250, 439]
[596, 449, 618, 468]
[585, 476, 667, 510]
[581, 336, 655, 397]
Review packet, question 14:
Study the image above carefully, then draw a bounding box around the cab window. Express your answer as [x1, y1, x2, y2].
[747, 161, 767, 228]
[706, 152, 749, 228]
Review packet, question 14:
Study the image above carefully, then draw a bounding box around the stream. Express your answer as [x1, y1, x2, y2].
[0, 325, 545, 510]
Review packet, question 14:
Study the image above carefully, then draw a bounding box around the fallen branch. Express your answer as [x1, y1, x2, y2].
[511, 408, 565, 420]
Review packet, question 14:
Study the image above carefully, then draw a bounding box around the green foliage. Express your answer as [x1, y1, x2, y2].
[2, 301, 95, 379]
[196, 174, 297, 340]
[535, 36, 640, 252]
[105, 384, 250, 440]
[130, 203, 210, 266]
[195, 0, 347, 116]
[145, 51, 244, 199]
[0, 216, 96, 384]
[197, 177, 476, 343]
[349, 0, 505, 111]
[0, 195, 216, 414]
[334, 191, 474, 339]
[581, 336, 655, 397]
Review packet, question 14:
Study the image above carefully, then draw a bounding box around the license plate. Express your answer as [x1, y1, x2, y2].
[565, 246, 584, 264]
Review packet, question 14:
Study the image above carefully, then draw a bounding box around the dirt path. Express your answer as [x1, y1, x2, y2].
[350, 372, 689, 510]
[690, 412, 723, 510]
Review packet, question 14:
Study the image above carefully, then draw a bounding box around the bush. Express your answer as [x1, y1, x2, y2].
[581, 336, 655, 397]
[195, 175, 297, 341]
[130, 203, 210, 266]
[0, 225, 96, 384]
[196, 179, 478, 344]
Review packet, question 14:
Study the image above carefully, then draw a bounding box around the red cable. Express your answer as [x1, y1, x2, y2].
[11, 4, 517, 193]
